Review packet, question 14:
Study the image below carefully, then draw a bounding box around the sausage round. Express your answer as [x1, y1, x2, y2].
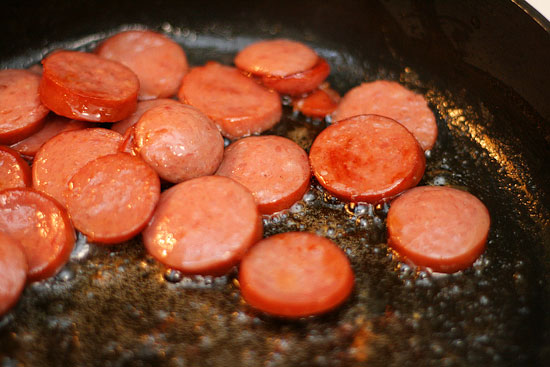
[0, 188, 75, 282]
[386, 186, 490, 273]
[111, 98, 182, 135]
[0, 232, 28, 315]
[309, 114, 425, 203]
[259, 58, 331, 96]
[39, 51, 139, 122]
[216, 135, 310, 214]
[96, 30, 189, 100]
[178, 62, 282, 139]
[133, 103, 224, 183]
[66, 153, 160, 244]
[143, 176, 262, 275]
[239, 232, 354, 318]
[292, 84, 340, 118]
[0, 145, 31, 191]
[32, 128, 123, 206]
[0, 69, 49, 144]
[332, 80, 438, 151]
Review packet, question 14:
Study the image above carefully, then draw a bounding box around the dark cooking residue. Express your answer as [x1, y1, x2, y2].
[0, 29, 543, 367]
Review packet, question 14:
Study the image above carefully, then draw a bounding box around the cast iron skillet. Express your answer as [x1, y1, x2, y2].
[1, 0, 549, 366]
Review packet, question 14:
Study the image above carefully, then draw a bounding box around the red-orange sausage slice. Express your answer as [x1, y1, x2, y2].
[0, 232, 27, 315]
[143, 176, 262, 275]
[332, 80, 438, 151]
[97, 30, 189, 100]
[239, 232, 354, 318]
[292, 84, 340, 118]
[10, 114, 91, 157]
[134, 103, 224, 183]
[39, 51, 139, 122]
[178, 62, 282, 139]
[0, 69, 49, 144]
[66, 153, 160, 244]
[259, 58, 331, 96]
[32, 128, 123, 207]
[386, 186, 490, 273]
[0, 188, 75, 282]
[0, 146, 31, 191]
[216, 135, 310, 214]
[111, 98, 182, 135]
[309, 114, 425, 203]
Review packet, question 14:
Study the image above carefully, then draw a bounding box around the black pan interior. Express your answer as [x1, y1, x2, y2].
[1, 0, 549, 366]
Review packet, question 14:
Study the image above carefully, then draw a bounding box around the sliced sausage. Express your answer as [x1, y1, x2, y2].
[332, 80, 438, 151]
[292, 84, 340, 118]
[133, 104, 224, 183]
[32, 128, 123, 206]
[239, 232, 354, 318]
[387, 186, 490, 273]
[216, 135, 310, 214]
[39, 51, 139, 122]
[97, 30, 189, 100]
[0, 69, 49, 144]
[143, 176, 262, 275]
[309, 114, 425, 203]
[0, 232, 28, 315]
[66, 153, 160, 244]
[111, 98, 182, 135]
[0, 146, 31, 191]
[0, 188, 75, 282]
[259, 58, 331, 96]
[178, 62, 282, 139]
[10, 114, 91, 157]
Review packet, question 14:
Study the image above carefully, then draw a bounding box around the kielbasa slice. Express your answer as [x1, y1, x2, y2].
[309, 114, 425, 203]
[386, 186, 490, 273]
[0, 188, 75, 282]
[10, 114, 91, 157]
[66, 153, 160, 244]
[216, 135, 310, 214]
[32, 128, 123, 206]
[292, 84, 340, 118]
[133, 104, 224, 183]
[239, 232, 354, 318]
[111, 98, 182, 135]
[143, 176, 262, 275]
[0, 232, 27, 315]
[259, 58, 331, 96]
[0, 146, 31, 191]
[332, 80, 438, 151]
[0, 69, 49, 144]
[39, 51, 139, 122]
[96, 30, 189, 100]
[178, 62, 282, 139]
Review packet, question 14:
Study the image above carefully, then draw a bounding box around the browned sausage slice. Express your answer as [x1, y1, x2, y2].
[39, 51, 139, 122]
[0, 69, 49, 144]
[239, 232, 354, 318]
[259, 58, 331, 96]
[178, 62, 282, 139]
[0, 232, 27, 315]
[133, 104, 224, 183]
[32, 128, 123, 206]
[216, 135, 310, 214]
[66, 153, 160, 244]
[0, 188, 75, 282]
[332, 81, 438, 151]
[143, 176, 262, 275]
[97, 30, 189, 100]
[387, 186, 490, 273]
[309, 114, 425, 203]
[292, 84, 340, 118]
[0, 145, 31, 191]
[111, 98, 182, 135]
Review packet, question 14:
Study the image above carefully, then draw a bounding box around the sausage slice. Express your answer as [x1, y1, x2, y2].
[143, 176, 262, 275]
[0, 232, 27, 315]
[292, 84, 340, 118]
[387, 186, 490, 273]
[309, 114, 425, 203]
[239, 232, 354, 318]
[0, 146, 31, 191]
[39, 51, 139, 122]
[66, 153, 160, 244]
[0, 188, 75, 282]
[216, 135, 310, 214]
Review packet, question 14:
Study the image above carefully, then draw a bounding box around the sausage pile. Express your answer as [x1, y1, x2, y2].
[0, 30, 490, 318]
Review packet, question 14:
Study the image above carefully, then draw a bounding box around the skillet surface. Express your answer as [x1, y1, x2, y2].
[1, 0, 549, 366]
